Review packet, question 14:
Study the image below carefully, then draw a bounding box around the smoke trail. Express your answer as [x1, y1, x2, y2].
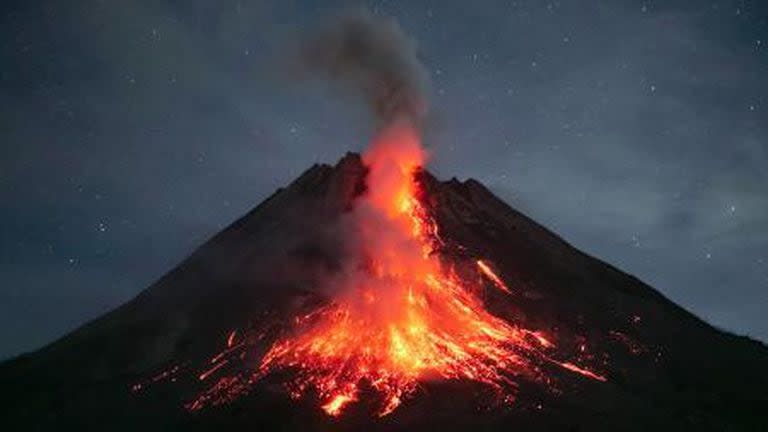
[301, 8, 430, 129]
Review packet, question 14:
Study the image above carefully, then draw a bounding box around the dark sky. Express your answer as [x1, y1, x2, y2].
[1, 0, 766, 360]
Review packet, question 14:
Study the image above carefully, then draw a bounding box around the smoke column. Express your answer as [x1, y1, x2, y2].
[300, 8, 430, 130]
[299, 7, 432, 299]
[300, 8, 431, 297]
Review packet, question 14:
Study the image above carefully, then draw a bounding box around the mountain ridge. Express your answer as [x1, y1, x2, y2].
[2, 152, 766, 431]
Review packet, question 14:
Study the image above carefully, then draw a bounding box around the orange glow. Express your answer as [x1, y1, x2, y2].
[477, 259, 513, 294]
[199, 360, 228, 381]
[246, 124, 606, 416]
[322, 392, 357, 416]
[558, 362, 607, 382]
[226, 330, 237, 348]
[184, 123, 607, 416]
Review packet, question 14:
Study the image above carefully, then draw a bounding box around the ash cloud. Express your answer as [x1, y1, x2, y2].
[300, 8, 430, 129]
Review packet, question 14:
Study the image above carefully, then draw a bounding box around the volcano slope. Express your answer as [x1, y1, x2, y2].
[1, 153, 766, 431]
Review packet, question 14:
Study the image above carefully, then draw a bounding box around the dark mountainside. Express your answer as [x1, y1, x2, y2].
[2, 153, 766, 431]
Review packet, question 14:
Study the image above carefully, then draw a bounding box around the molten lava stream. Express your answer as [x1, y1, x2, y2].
[189, 124, 607, 417]
[254, 125, 550, 417]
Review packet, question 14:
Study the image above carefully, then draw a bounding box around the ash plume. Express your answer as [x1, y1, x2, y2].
[300, 8, 430, 129]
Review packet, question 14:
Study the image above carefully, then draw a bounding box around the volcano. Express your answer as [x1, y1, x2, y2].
[2, 147, 767, 431]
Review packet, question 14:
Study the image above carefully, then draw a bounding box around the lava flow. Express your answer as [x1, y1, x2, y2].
[181, 123, 607, 417]
[191, 124, 601, 417]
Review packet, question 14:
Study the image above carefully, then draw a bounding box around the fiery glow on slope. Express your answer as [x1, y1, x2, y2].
[558, 362, 608, 382]
[224, 124, 607, 417]
[477, 259, 513, 294]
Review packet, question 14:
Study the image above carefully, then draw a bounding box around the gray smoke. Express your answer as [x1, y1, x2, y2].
[301, 8, 430, 129]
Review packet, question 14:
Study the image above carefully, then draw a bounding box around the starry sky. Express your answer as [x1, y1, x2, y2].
[1, 0, 767, 360]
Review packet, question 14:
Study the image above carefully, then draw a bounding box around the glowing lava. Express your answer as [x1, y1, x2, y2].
[179, 124, 607, 416]
[233, 124, 606, 417]
[477, 259, 513, 295]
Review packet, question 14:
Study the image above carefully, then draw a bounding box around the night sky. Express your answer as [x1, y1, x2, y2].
[2, 0, 767, 360]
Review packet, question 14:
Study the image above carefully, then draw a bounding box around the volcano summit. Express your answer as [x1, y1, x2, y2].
[1, 140, 767, 430]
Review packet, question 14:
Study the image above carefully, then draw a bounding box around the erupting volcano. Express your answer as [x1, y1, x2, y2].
[186, 124, 605, 418]
[2, 9, 767, 432]
[3, 146, 767, 432]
